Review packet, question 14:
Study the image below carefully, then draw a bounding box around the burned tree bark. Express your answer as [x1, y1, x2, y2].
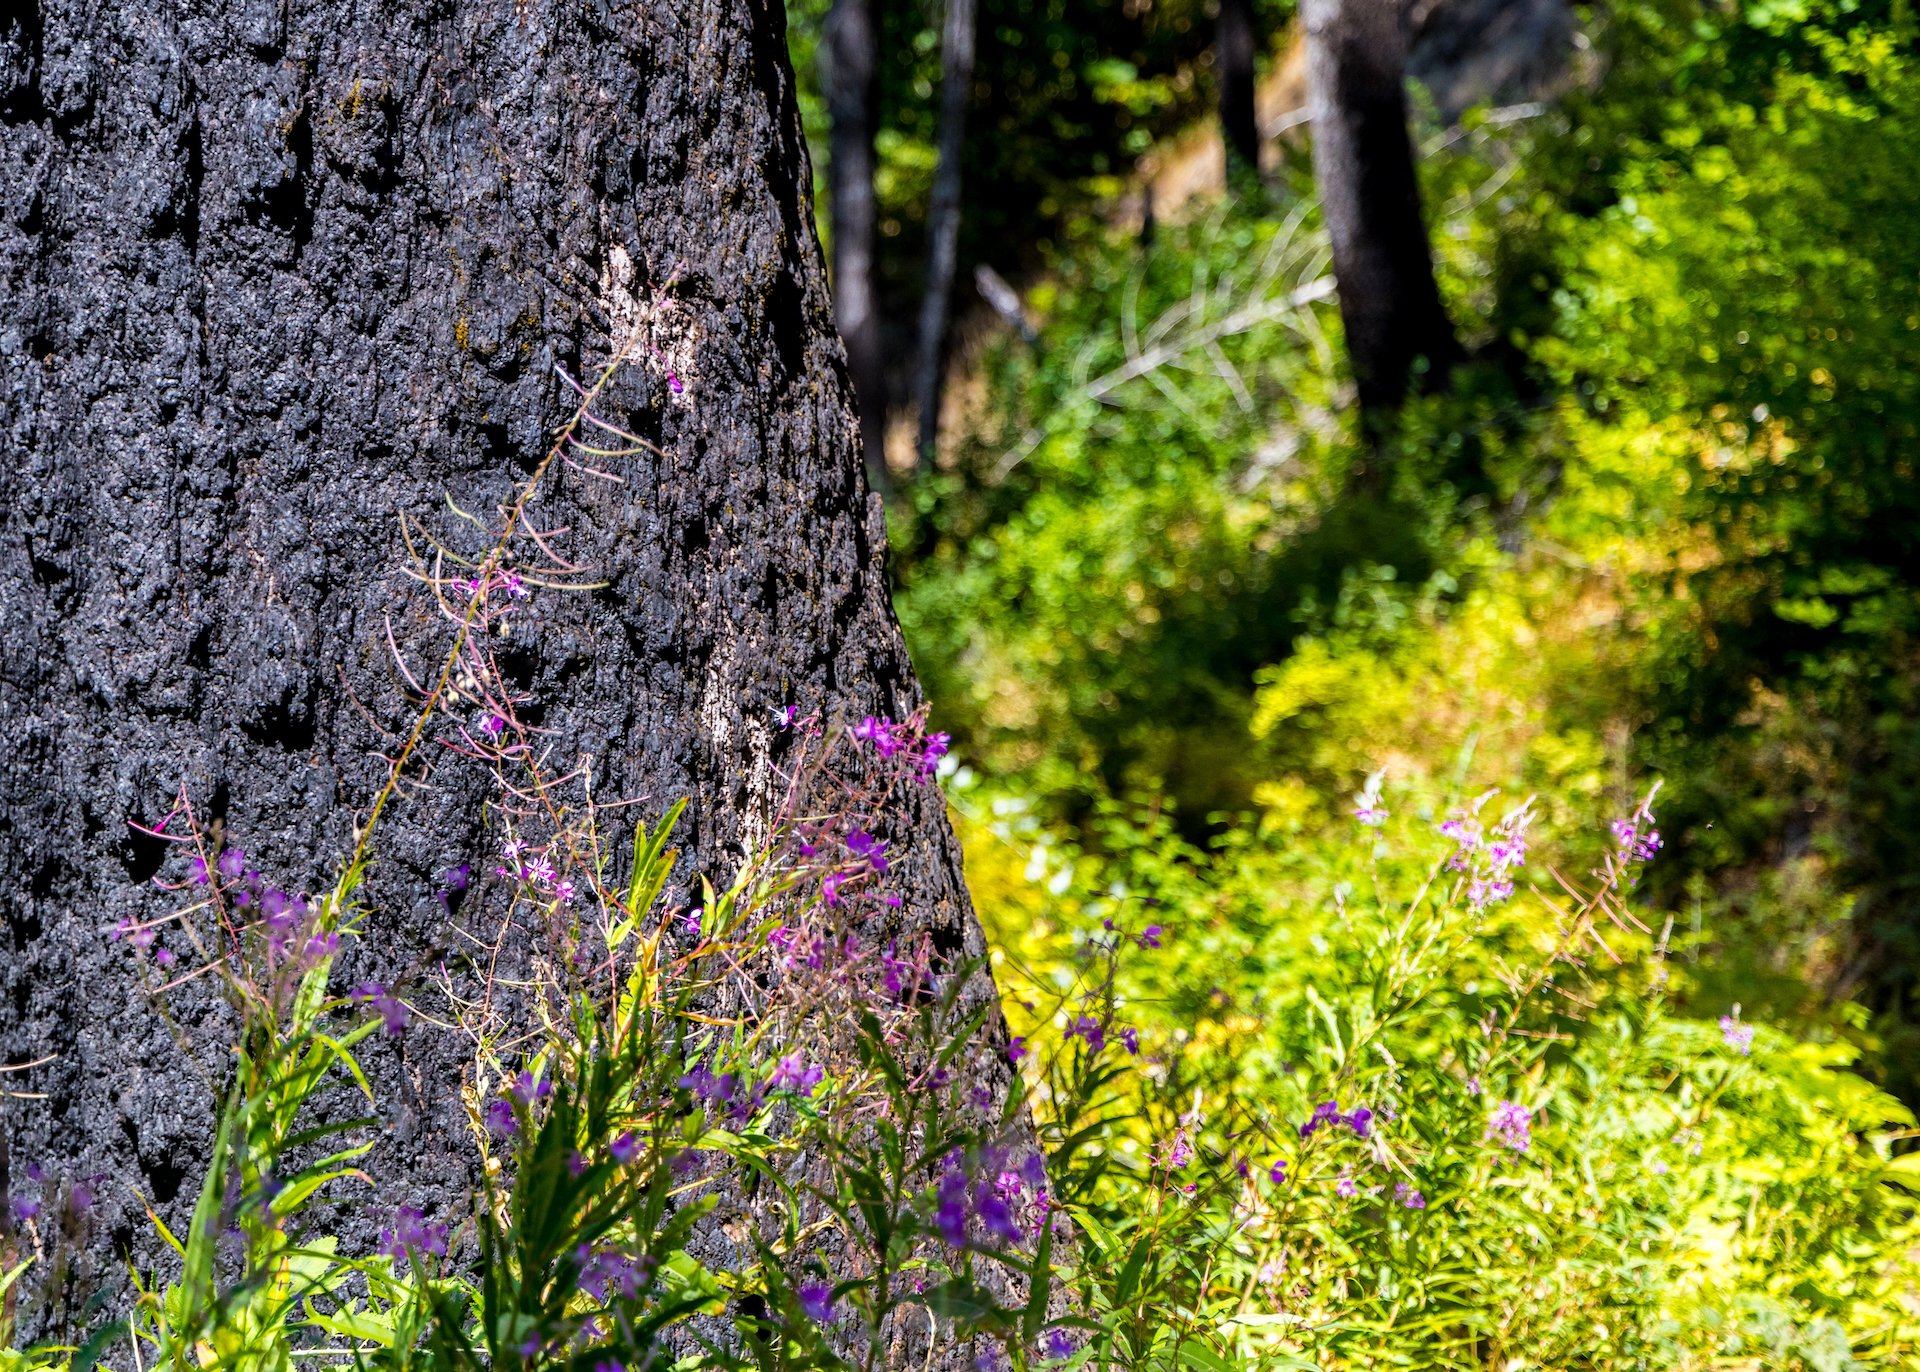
[911, 0, 977, 470]
[0, 0, 1018, 1335]
[1302, 0, 1460, 422]
[821, 0, 889, 489]
[1216, 0, 1260, 179]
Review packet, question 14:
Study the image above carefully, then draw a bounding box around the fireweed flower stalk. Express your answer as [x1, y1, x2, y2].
[82, 344, 1057, 1372]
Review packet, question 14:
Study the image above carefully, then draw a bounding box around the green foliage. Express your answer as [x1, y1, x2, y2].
[961, 778, 1920, 1369]
[787, 0, 1297, 308]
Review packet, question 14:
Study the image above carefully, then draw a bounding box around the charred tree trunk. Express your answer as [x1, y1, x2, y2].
[1216, 0, 1260, 180]
[0, 0, 1018, 1334]
[1302, 0, 1460, 425]
[822, 0, 889, 490]
[911, 0, 977, 471]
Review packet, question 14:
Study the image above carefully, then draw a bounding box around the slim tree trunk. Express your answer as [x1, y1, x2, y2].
[912, 0, 978, 470]
[1217, 0, 1261, 179]
[0, 0, 1017, 1327]
[822, 0, 890, 491]
[1302, 0, 1460, 422]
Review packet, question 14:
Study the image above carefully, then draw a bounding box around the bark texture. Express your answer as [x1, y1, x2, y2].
[0, 0, 1015, 1329]
[1303, 0, 1460, 419]
[1216, 0, 1259, 178]
[821, 0, 888, 487]
[910, 0, 975, 469]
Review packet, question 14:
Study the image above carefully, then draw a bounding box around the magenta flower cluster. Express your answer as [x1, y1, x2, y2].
[1487, 1099, 1534, 1153]
[1299, 1099, 1373, 1140]
[1720, 1013, 1755, 1055]
[852, 715, 950, 780]
[498, 836, 577, 905]
[379, 1206, 450, 1263]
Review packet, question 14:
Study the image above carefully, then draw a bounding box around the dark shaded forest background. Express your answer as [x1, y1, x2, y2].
[788, 0, 1920, 1101]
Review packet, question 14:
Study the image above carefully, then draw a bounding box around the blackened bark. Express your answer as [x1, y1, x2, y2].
[821, 0, 889, 490]
[1216, 0, 1260, 178]
[911, 0, 977, 470]
[0, 0, 1018, 1337]
[1303, 0, 1460, 421]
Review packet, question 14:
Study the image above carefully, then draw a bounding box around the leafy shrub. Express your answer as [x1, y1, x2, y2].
[961, 775, 1920, 1369]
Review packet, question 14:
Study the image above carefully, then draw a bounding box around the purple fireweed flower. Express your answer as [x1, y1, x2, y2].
[775, 703, 801, 728]
[579, 1247, 655, 1303]
[189, 855, 211, 885]
[821, 872, 847, 907]
[1008, 1036, 1027, 1064]
[975, 1180, 1020, 1240]
[935, 1168, 969, 1246]
[881, 942, 914, 1000]
[1044, 1329, 1077, 1361]
[770, 1055, 824, 1096]
[1121, 1027, 1140, 1055]
[883, 893, 903, 907]
[1335, 1173, 1358, 1199]
[217, 849, 246, 880]
[479, 712, 507, 737]
[523, 856, 557, 888]
[1466, 1075, 1482, 1096]
[350, 983, 409, 1036]
[485, 1098, 518, 1138]
[552, 879, 577, 905]
[1720, 1013, 1755, 1055]
[666, 372, 684, 395]
[1487, 836, 1527, 872]
[609, 1131, 641, 1165]
[1269, 1160, 1288, 1186]
[846, 830, 890, 874]
[1467, 876, 1515, 910]
[510, 1071, 552, 1107]
[1395, 1181, 1427, 1210]
[1159, 1130, 1194, 1171]
[798, 1282, 837, 1325]
[10, 1196, 41, 1223]
[1613, 818, 1664, 863]
[380, 1206, 449, 1263]
[1067, 1016, 1105, 1052]
[1299, 1100, 1343, 1139]
[594, 1360, 625, 1372]
[1488, 1100, 1534, 1153]
[677, 1063, 739, 1104]
[1137, 924, 1163, 949]
[154, 946, 176, 967]
[682, 905, 703, 938]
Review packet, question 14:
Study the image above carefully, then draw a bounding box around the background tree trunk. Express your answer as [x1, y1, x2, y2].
[1302, 0, 1460, 422]
[1216, 0, 1260, 179]
[0, 0, 1016, 1325]
[912, 0, 977, 470]
[822, 0, 889, 490]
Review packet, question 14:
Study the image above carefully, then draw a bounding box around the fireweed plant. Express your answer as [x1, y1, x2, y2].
[5, 351, 1916, 1372]
[970, 777, 1920, 1370]
[0, 339, 1077, 1372]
